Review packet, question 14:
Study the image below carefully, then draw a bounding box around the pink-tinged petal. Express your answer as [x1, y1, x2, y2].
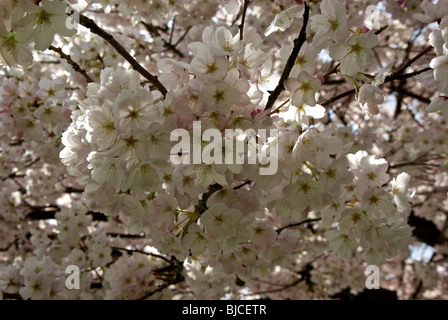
[16, 45, 33, 68]
[329, 44, 348, 60]
[33, 23, 54, 51]
[340, 55, 359, 76]
[50, 15, 77, 37]
[304, 104, 326, 119]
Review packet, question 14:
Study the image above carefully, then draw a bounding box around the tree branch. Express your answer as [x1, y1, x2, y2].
[239, 0, 250, 41]
[142, 21, 190, 58]
[398, 88, 431, 104]
[264, 2, 310, 111]
[388, 46, 432, 80]
[276, 218, 321, 234]
[111, 246, 172, 263]
[79, 14, 168, 96]
[49, 46, 94, 83]
[321, 67, 433, 108]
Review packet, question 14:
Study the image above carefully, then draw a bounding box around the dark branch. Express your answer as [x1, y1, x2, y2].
[79, 14, 168, 96]
[239, 0, 250, 41]
[321, 67, 433, 108]
[264, 2, 310, 111]
[49, 46, 94, 83]
[111, 246, 172, 263]
[276, 218, 321, 234]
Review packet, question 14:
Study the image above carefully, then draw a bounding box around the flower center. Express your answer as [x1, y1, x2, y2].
[349, 43, 363, 56]
[37, 10, 52, 26]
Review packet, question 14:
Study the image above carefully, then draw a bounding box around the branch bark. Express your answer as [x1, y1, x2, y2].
[264, 2, 310, 111]
[49, 46, 94, 83]
[276, 218, 321, 234]
[79, 14, 168, 96]
[239, 0, 250, 41]
[321, 67, 432, 108]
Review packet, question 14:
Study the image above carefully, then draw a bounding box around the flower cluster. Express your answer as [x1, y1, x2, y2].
[0, 0, 446, 300]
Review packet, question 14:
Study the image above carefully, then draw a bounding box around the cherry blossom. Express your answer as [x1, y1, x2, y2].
[0, 0, 446, 301]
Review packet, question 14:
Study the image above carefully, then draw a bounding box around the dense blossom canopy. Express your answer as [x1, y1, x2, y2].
[0, 0, 447, 300]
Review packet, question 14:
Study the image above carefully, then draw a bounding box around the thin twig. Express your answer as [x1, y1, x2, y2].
[169, 16, 176, 44]
[276, 218, 321, 234]
[398, 88, 431, 104]
[233, 180, 251, 190]
[264, 2, 310, 111]
[173, 26, 192, 48]
[270, 98, 291, 115]
[111, 246, 172, 263]
[48, 46, 94, 83]
[142, 21, 189, 58]
[321, 67, 433, 108]
[79, 14, 168, 96]
[387, 46, 432, 80]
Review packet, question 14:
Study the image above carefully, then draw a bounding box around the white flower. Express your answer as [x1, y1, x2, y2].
[202, 26, 243, 56]
[37, 78, 66, 100]
[88, 243, 112, 267]
[414, 0, 448, 24]
[284, 72, 321, 107]
[218, 0, 240, 15]
[329, 32, 378, 76]
[200, 203, 242, 240]
[319, 157, 353, 197]
[68, 248, 86, 269]
[181, 223, 209, 256]
[114, 88, 159, 130]
[310, 0, 349, 49]
[88, 152, 125, 190]
[85, 104, 118, 151]
[122, 162, 161, 193]
[360, 189, 396, 221]
[237, 43, 267, 80]
[0, 24, 32, 68]
[19, 274, 51, 300]
[248, 220, 278, 249]
[199, 80, 240, 112]
[33, 103, 63, 126]
[325, 230, 358, 258]
[277, 42, 319, 78]
[389, 172, 411, 213]
[190, 164, 228, 187]
[158, 58, 190, 90]
[347, 150, 389, 189]
[189, 42, 229, 82]
[282, 174, 324, 213]
[338, 208, 371, 237]
[16, 0, 77, 51]
[430, 54, 448, 82]
[357, 84, 384, 116]
[279, 103, 326, 128]
[257, 59, 280, 93]
[427, 96, 448, 113]
[428, 27, 448, 56]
